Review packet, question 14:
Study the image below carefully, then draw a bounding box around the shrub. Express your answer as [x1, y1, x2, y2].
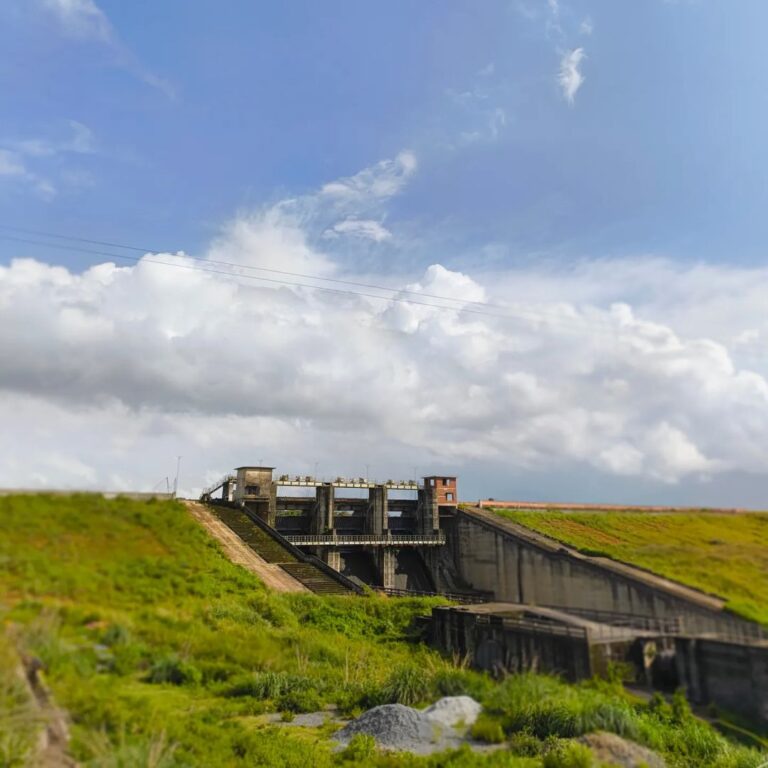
[339, 733, 376, 761]
[470, 714, 505, 744]
[542, 741, 596, 768]
[276, 687, 322, 713]
[508, 730, 545, 756]
[224, 671, 314, 701]
[380, 664, 433, 706]
[432, 668, 492, 701]
[145, 653, 202, 686]
[80, 729, 178, 768]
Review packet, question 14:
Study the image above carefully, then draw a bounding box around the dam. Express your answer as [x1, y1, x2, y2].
[201, 463, 768, 725]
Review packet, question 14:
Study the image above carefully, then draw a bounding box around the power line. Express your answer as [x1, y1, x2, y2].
[0, 228, 621, 334]
[0, 223, 510, 312]
[0, 232, 517, 319]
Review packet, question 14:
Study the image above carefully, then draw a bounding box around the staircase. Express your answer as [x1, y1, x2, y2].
[209, 505, 353, 596]
[280, 562, 353, 596]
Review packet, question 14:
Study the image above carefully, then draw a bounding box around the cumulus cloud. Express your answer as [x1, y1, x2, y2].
[3, 242, 768, 498]
[559, 47, 585, 103]
[3, 156, 768, 502]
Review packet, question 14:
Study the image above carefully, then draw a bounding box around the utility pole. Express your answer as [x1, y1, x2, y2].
[173, 456, 182, 498]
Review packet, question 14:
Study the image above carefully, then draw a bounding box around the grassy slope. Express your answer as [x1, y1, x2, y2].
[0, 632, 39, 767]
[492, 508, 768, 625]
[0, 494, 764, 767]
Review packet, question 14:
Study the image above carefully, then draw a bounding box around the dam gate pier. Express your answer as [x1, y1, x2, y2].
[203, 466, 461, 591]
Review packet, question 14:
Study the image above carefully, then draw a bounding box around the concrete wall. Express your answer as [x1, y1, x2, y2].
[676, 638, 768, 725]
[430, 607, 593, 680]
[451, 510, 759, 639]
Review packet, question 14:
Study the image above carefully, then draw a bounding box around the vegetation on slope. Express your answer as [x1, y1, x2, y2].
[0, 494, 765, 767]
[0, 632, 40, 767]
[492, 508, 768, 625]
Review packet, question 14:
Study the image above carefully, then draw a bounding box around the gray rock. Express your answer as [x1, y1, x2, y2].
[424, 696, 482, 728]
[335, 703, 453, 754]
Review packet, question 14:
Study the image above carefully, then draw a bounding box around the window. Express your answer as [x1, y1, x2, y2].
[442, 478, 450, 486]
[446, 492, 454, 501]
[429, 478, 435, 487]
[245, 484, 260, 495]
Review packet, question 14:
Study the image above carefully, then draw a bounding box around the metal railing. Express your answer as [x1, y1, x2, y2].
[238, 504, 364, 595]
[200, 474, 235, 500]
[550, 606, 683, 635]
[284, 532, 446, 547]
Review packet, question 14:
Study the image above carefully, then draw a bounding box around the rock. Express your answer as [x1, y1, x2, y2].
[424, 696, 482, 728]
[335, 703, 441, 752]
[577, 731, 666, 768]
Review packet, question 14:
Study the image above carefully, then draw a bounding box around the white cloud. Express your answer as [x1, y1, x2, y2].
[9, 120, 94, 158]
[205, 150, 416, 271]
[3, 156, 768, 501]
[321, 151, 417, 206]
[0, 121, 96, 200]
[559, 47, 586, 103]
[36, 0, 173, 97]
[580, 17, 594, 35]
[41, 0, 111, 41]
[3, 248, 768, 494]
[324, 219, 392, 242]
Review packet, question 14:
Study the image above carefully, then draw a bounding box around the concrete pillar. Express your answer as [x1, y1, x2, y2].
[368, 485, 388, 535]
[221, 480, 232, 502]
[325, 549, 342, 572]
[418, 486, 439, 534]
[377, 548, 396, 589]
[314, 484, 335, 533]
[266, 482, 278, 527]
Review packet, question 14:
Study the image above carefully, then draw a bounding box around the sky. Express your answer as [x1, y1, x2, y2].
[1, 0, 768, 505]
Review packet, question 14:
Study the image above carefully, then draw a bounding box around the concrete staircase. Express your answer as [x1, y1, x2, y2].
[210, 505, 352, 595]
[279, 562, 350, 596]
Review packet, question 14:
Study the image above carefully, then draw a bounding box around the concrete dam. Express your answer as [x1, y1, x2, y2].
[201, 465, 768, 725]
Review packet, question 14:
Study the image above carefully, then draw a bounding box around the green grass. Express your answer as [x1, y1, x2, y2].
[0, 631, 40, 767]
[492, 508, 768, 625]
[0, 494, 765, 767]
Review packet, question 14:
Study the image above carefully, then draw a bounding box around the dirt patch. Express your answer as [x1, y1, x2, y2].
[577, 731, 666, 768]
[184, 502, 308, 593]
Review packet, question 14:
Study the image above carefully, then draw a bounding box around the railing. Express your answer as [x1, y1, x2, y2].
[546, 605, 768, 643]
[284, 533, 446, 547]
[239, 504, 364, 595]
[381, 588, 483, 604]
[497, 616, 589, 641]
[550, 606, 683, 635]
[200, 474, 235, 500]
[276, 477, 419, 490]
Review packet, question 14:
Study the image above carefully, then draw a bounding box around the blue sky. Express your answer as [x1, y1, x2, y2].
[2, 0, 768, 504]
[4, 1, 768, 268]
